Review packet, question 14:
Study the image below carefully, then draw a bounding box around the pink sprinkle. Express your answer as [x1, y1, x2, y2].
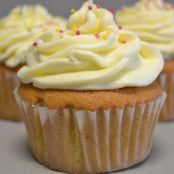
[122, 40, 127, 44]
[32, 42, 38, 47]
[95, 34, 100, 39]
[118, 25, 123, 30]
[96, 4, 101, 9]
[109, 9, 116, 15]
[76, 30, 81, 35]
[88, 5, 93, 11]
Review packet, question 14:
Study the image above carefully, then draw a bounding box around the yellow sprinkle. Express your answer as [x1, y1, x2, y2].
[106, 28, 115, 34]
[100, 28, 115, 40]
[101, 32, 108, 40]
[56, 27, 61, 32]
[72, 27, 78, 32]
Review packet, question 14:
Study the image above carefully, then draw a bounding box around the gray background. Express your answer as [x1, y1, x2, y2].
[0, 0, 174, 18]
[0, 0, 174, 174]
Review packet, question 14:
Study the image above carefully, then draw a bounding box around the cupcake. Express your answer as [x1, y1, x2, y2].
[116, 0, 174, 121]
[0, 5, 66, 121]
[15, 1, 165, 173]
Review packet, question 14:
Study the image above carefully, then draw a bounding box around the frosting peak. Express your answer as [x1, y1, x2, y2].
[3, 5, 52, 29]
[67, 1, 116, 34]
[18, 1, 163, 90]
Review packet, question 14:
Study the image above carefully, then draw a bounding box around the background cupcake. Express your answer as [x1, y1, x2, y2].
[15, 1, 165, 173]
[0, 5, 66, 121]
[116, 0, 174, 121]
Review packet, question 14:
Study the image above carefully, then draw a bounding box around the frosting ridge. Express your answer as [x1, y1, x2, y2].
[116, 0, 174, 57]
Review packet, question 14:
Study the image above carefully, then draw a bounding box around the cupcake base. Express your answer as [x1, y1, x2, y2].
[15, 86, 165, 173]
[159, 60, 174, 121]
[0, 65, 22, 121]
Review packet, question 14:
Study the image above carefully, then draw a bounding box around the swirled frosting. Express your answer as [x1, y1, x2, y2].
[18, 1, 163, 90]
[116, 0, 174, 57]
[0, 5, 66, 68]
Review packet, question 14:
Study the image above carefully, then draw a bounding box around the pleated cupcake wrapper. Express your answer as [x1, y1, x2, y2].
[0, 71, 22, 121]
[14, 88, 166, 174]
[159, 73, 174, 121]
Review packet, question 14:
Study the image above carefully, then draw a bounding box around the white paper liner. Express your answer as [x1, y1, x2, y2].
[159, 73, 174, 121]
[14, 88, 166, 173]
[0, 70, 22, 121]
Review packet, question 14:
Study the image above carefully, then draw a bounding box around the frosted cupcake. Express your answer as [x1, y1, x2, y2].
[116, 0, 174, 121]
[15, 1, 165, 173]
[0, 5, 66, 121]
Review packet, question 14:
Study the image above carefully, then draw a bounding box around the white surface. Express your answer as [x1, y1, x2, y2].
[0, 120, 173, 174]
